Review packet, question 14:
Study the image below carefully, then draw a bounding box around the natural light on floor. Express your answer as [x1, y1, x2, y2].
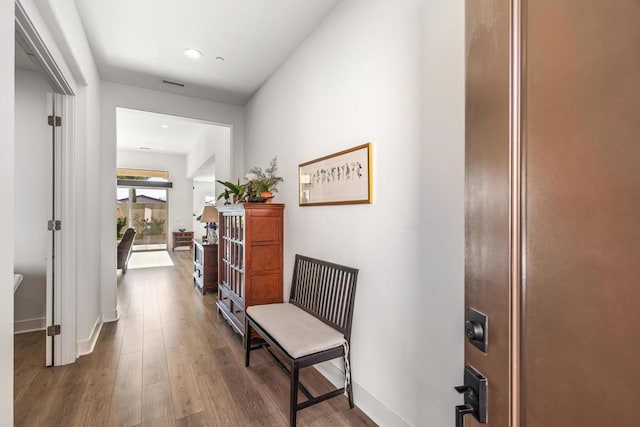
[128, 251, 175, 269]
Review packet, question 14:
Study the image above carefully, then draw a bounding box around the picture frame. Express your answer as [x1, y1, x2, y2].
[298, 143, 372, 206]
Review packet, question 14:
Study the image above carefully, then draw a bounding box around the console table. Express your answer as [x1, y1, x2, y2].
[172, 231, 193, 251]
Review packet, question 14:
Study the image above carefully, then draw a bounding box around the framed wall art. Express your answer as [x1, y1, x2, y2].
[298, 143, 372, 206]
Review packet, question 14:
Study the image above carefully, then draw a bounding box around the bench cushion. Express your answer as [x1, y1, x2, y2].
[247, 303, 345, 359]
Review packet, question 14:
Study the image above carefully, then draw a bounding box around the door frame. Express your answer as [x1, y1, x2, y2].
[15, 0, 77, 366]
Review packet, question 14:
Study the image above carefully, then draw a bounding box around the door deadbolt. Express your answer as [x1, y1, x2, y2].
[465, 320, 484, 341]
[466, 308, 487, 353]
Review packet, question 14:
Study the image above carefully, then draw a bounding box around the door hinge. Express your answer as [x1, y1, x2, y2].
[47, 220, 61, 231]
[46, 325, 61, 336]
[47, 115, 62, 127]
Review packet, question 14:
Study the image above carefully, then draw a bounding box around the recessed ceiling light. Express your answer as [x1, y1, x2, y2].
[216, 56, 225, 62]
[161, 124, 168, 129]
[184, 48, 203, 59]
[139, 147, 151, 150]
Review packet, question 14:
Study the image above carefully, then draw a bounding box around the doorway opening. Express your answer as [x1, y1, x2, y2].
[115, 107, 232, 266]
[14, 1, 77, 369]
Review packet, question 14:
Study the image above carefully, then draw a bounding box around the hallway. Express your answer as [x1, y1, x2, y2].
[14, 251, 375, 426]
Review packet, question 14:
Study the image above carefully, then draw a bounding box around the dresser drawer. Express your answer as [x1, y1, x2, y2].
[193, 241, 217, 295]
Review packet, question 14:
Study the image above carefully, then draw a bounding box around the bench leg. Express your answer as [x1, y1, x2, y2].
[245, 320, 252, 367]
[347, 350, 354, 409]
[290, 362, 299, 427]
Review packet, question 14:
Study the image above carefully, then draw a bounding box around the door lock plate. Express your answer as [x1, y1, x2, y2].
[455, 365, 488, 424]
[466, 308, 488, 353]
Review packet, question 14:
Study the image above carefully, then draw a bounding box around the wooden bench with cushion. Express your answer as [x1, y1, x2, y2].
[245, 254, 359, 426]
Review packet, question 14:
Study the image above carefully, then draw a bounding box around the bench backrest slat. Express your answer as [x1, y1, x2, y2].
[290, 254, 359, 341]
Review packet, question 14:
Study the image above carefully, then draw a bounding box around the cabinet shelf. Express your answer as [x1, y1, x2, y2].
[222, 236, 244, 245]
[221, 261, 244, 274]
[219, 282, 244, 307]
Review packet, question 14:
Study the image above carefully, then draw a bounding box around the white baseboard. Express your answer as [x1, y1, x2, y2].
[102, 308, 119, 323]
[14, 317, 46, 334]
[77, 315, 103, 356]
[315, 361, 409, 427]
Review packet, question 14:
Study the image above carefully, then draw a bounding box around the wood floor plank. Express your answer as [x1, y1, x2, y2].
[91, 335, 124, 368]
[175, 411, 208, 427]
[100, 316, 128, 340]
[108, 350, 143, 426]
[183, 330, 219, 378]
[13, 331, 41, 367]
[161, 325, 185, 348]
[120, 329, 143, 355]
[143, 311, 162, 334]
[196, 374, 244, 426]
[213, 346, 271, 423]
[13, 337, 45, 391]
[81, 365, 118, 402]
[165, 344, 205, 420]
[246, 411, 289, 427]
[14, 366, 71, 426]
[143, 329, 164, 349]
[69, 396, 112, 427]
[142, 344, 169, 386]
[141, 381, 175, 427]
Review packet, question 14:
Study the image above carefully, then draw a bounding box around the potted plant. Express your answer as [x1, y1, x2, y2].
[245, 157, 284, 201]
[117, 216, 127, 238]
[216, 179, 248, 203]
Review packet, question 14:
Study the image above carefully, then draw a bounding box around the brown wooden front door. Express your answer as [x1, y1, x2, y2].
[464, 1, 640, 426]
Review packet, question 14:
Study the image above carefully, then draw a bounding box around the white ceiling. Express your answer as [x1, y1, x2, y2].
[116, 108, 223, 155]
[76, 0, 341, 105]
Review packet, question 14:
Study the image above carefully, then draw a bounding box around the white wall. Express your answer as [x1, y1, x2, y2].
[186, 125, 232, 202]
[417, 1, 465, 425]
[243, 0, 464, 425]
[1, 0, 14, 420]
[101, 81, 244, 322]
[117, 150, 194, 236]
[186, 125, 231, 200]
[192, 181, 215, 237]
[13, 68, 52, 332]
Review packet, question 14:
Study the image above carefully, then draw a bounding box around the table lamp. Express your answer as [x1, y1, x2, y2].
[199, 205, 219, 244]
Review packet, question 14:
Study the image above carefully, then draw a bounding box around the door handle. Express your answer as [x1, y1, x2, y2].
[454, 366, 488, 426]
[455, 404, 475, 427]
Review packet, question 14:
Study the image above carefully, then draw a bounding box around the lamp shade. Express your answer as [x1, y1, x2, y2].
[199, 205, 219, 223]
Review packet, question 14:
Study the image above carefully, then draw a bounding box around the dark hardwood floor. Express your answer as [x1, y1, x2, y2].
[13, 250, 376, 426]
